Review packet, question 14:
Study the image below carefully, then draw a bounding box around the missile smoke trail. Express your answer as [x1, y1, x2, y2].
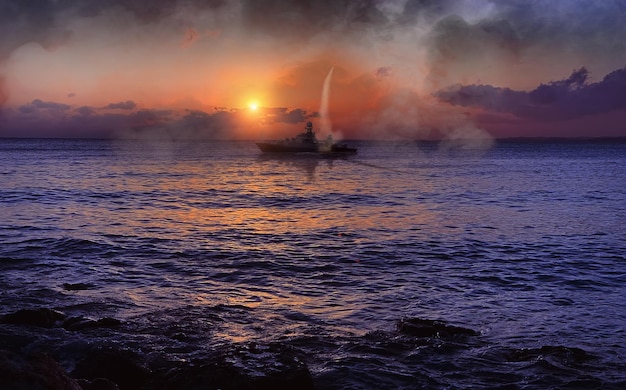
[319, 66, 334, 137]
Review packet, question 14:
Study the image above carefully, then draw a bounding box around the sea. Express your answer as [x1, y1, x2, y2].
[1, 137, 625, 389]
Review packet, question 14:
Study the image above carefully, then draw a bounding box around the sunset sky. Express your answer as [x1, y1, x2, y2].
[1, 0, 625, 140]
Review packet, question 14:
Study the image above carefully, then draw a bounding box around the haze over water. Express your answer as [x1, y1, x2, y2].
[1, 138, 625, 388]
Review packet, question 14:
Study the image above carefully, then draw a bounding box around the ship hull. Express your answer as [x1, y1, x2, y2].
[256, 142, 356, 154]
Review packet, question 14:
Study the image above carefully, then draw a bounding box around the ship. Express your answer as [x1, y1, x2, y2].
[256, 122, 357, 154]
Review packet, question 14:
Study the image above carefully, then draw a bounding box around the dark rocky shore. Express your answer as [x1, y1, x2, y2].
[0, 307, 486, 389]
[0, 308, 316, 390]
[0, 307, 611, 389]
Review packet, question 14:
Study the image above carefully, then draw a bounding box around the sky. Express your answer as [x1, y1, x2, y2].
[0, 0, 625, 140]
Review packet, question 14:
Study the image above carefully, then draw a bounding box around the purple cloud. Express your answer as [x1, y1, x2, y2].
[2, 96, 319, 138]
[255, 107, 312, 124]
[435, 67, 626, 121]
[77, 106, 94, 116]
[375, 66, 392, 79]
[106, 100, 137, 110]
[32, 98, 71, 110]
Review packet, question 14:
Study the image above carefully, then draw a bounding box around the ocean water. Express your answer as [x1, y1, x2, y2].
[1, 138, 625, 388]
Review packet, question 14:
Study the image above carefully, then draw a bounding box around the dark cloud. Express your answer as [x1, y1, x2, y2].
[259, 107, 310, 124]
[375, 66, 392, 79]
[1, 97, 314, 139]
[0, 0, 228, 47]
[0, 0, 229, 107]
[435, 66, 626, 121]
[77, 106, 94, 116]
[279, 108, 310, 123]
[528, 68, 589, 105]
[1, 0, 625, 139]
[0, 0, 66, 60]
[31, 99, 72, 110]
[181, 28, 199, 48]
[0, 75, 6, 109]
[126, 109, 172, 130]
[425, 14, 522, 87]
[240, 0, 388, 40]
[434, 84, 525, 114]
[398, 0, 452, 22]
[106, 100, 137, 110]
[117, 108, 245, 140]
[2, 1, 625, 62]
[177, 109, 231, 138]
[422, 1, 626, 88]
[489, 0, 626, 52]
[19, 99, 71, 114]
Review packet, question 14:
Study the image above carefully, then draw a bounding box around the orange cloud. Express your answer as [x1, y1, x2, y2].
[181, 28, 199, 48]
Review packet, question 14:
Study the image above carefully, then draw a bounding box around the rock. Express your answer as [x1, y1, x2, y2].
[231, 342, 314, 390]
[0, 349, 82, 390]
[506, 345, 593, 363]
[73, 347, 151, 390]
[251, 364, 314, 390]
[154, 360, 314, 390]
[256, 344, 313, 389]
[30, 353, 83, 390]
[62, 283, 94, 291]
[150, 342, 314, 390]
[1, 308, 66, 328]
[397, 318, 478, 338]
[152, 362, 251, 390]
[77, 377, 121, 390]
[1, 309, 120, 331]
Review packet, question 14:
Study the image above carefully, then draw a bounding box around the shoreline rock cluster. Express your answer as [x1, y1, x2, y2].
[0, 308, 314, 390]
[2, 307, 603, 389]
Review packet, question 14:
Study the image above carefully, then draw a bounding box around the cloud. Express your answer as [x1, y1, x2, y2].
[106, 100, 137, 110]
[489, 0, 626, 51]
[0, 75, 6, 110]
[1, 1, 625, 69]
[434, 66, 626, 121]
[353, 86, 492, 147]
[1, 96, 318, 139]
[18, 99, 71, 114]
[374, 66, 393, 81]
[181, 28, 199, 48]
[175, 109, 231, 138]
[239, 0, 389, 41]
[0, 1, 69, 61]
[1, 1, 625, 140]
[258, 107, 311, 124]
[419, 1, 626, 89]
[424, 14, 521, 88]
[77, 106, 94, 116]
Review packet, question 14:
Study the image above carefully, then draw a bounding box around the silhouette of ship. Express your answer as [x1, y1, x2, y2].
[256, 122, 357, 154]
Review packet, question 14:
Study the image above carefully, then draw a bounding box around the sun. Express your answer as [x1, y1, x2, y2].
[248, 102, 258, 111]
